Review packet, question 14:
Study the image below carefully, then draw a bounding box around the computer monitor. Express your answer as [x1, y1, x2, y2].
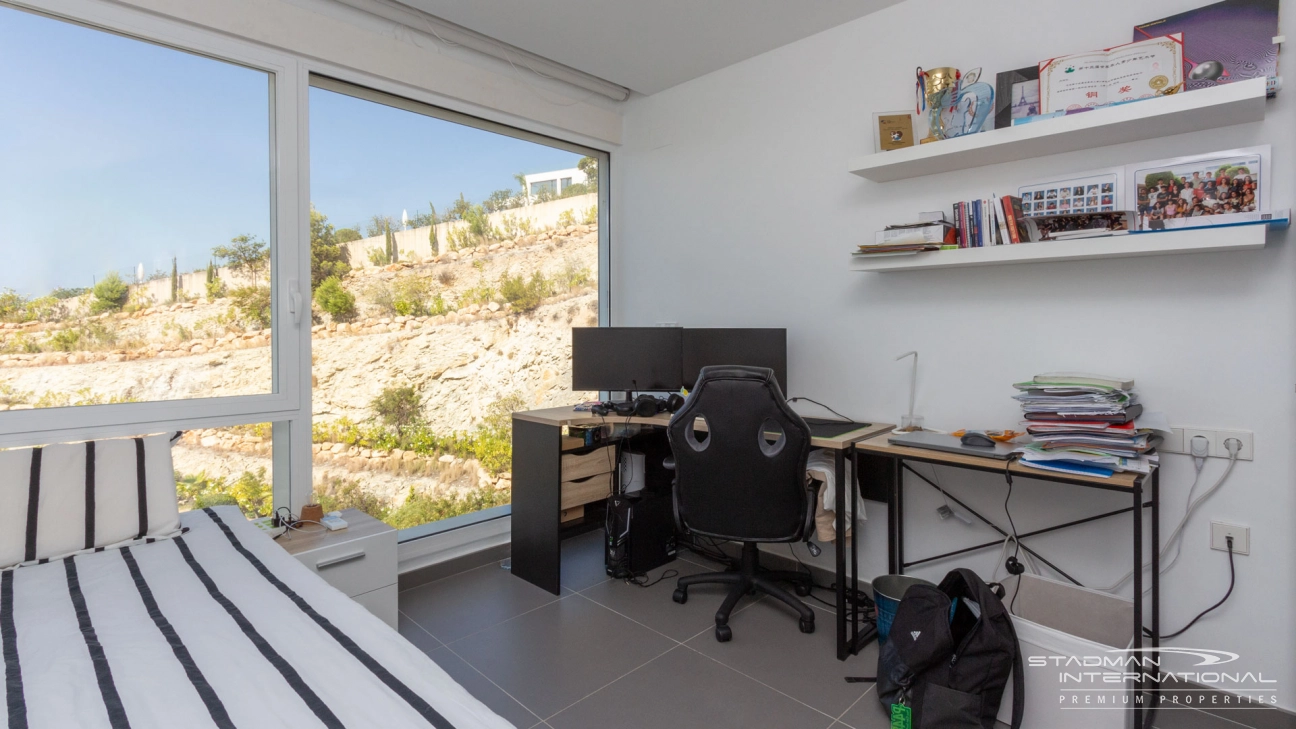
[571, 327, 683, 392]
[681, 328, 787, 393]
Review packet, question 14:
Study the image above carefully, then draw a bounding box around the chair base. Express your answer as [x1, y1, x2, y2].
[672, 542, 816, 642]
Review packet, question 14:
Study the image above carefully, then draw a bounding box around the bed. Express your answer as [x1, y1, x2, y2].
[1, 505, 514, 729]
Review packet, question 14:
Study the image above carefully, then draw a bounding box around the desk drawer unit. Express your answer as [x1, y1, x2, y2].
[561, 445, 616, 481]
[293, 530, 397, 599]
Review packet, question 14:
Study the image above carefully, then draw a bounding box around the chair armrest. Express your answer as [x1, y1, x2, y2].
[663, 456, 675, 471]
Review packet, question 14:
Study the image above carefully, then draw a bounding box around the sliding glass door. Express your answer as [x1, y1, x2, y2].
[307, 78, 607, 536]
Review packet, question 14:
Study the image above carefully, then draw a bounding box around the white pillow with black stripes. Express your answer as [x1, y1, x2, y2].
[0, 434, 181, 569]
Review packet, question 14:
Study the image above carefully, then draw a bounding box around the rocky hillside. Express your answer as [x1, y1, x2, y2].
[0, 223, 599, 519]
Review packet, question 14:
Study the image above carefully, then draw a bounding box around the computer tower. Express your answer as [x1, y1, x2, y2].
[605, 488, 677, 579]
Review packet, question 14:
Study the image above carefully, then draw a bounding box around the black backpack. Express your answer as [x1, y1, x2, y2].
[877, 568, 1024, 729]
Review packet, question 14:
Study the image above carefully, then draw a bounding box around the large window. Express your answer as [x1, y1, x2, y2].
[0, 4, 275, 412]
[307, 79, 605, 534]
[0, 1, 608, 539]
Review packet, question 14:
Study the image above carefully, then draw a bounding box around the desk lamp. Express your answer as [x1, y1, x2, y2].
[895, 351, 926, 433]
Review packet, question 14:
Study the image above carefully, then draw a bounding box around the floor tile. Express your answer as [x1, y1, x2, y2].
[579, 558, 763, 642]
[1153, 707, 1265, 728]
[428, 645, 542, 729]
[1157, 676, 1291, 729]
[450, 594, 676, 719]
[547, 645, 835, 729]
[400, 561, 561, 643]
[561, 530, 611, 592]
[397, 610, 442, 655]
[685, 600, 874, 718]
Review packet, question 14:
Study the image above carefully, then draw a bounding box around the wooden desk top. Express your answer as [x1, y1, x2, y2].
[275, 508, 394, 555]
[513, 405, 894, 450]
[853, 433, 1148, 490]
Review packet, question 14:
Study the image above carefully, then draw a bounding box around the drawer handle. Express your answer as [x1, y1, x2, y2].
[316, 550, 366, 569]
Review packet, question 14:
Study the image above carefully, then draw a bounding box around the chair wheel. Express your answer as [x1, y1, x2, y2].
[795, 583, 812, 597]
[799, 617, 815, 634]
[672, 588, 688, 604]
[715, 624, 732, 642]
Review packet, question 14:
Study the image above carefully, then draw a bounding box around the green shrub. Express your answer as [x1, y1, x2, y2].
[90, 272, 129, 314]
[314, 478, 389, 523]
[392, 276, 433, 316]
[499, 271, 552, 312]
[229, 286, 271, 329]
[368, 246, 391, 266]
[364, 278, 433, 316]
[458, 280, 496, 307]
[48, 328, 81, 351]
[372, 384, 423, 429]
[385, 485, 510, 530]
[314, 276, 355, 319]
[581, 206, 598, 225]
[555, 259, 591, 291]
[557, 209, 577, 227]
[176, 468, 273, 517]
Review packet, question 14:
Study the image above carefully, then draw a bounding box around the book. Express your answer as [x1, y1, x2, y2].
[995, 196, 1011, 245]
[1001, 196, 1026, 243]
[874, 224, 950, 246]
[1033, 372, 1135, 390]
[1026, 403, 1144, 424]
[1039, 33, 1185, 113]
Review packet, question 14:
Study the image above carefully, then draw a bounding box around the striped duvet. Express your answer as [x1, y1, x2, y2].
[1, 506, 513, 729]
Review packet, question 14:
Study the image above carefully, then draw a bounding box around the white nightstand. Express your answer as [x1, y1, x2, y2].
[276, 508, 398, 628]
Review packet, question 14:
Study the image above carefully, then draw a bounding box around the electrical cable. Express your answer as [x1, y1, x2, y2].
[786, 397, 853, 423]
[624, 568, 678, 589]
[1147, 536, 1235, 640]
[1097, 444, 1239, 594]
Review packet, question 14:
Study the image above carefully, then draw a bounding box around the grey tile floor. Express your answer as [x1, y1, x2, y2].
[398, 530, 1275, 729]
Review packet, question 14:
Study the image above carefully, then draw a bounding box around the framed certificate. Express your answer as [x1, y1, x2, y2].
[1039, 33, 1184, 113]
[873, 111, 915, 152]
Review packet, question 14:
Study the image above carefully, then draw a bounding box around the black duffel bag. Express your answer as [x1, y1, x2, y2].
[877, 568, 1024, 728]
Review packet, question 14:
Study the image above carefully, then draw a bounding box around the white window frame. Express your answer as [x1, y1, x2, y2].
[0, 0, 614, 538]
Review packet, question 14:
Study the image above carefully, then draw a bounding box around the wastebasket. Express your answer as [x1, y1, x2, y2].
[872, 574, 936, 643]
[997, 574, 1136, 729]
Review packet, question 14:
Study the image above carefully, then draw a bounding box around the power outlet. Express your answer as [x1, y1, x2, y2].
[1163, 428, 1254, 460]
[1210, 522, 1250, 555]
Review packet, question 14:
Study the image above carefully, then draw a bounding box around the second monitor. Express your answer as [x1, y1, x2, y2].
[682, 328, 787, 393]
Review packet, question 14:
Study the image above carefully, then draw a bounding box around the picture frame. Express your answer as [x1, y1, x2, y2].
[872, 111, 915, 152]
[1124, 145, 1269, 230]
[994, 66, 1040, 129]
[1018, 168, 1123, 217]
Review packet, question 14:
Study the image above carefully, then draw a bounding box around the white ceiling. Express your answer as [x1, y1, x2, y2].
[399, 0, 903, 96]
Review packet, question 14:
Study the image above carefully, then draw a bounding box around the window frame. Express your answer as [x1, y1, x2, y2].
[0, 0, 308, 451]
[306, 75, 611, 541]
[0, 0, 613, 538]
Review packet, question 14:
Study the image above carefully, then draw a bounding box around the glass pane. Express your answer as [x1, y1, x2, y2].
[174, 423, 275, 520]
[0, 7, 273, 412]
[308, 84, 600, 532]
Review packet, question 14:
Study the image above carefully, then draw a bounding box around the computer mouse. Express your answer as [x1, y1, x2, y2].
[960, 431, 997, 448]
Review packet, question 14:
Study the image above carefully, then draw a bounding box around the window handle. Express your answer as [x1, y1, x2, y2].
[288, 279, 303, 324]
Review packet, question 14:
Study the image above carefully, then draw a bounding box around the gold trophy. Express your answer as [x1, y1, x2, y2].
[916, 67, 959, 143]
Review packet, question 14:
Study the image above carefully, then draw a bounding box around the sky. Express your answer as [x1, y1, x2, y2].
[0, 5, 583, 298]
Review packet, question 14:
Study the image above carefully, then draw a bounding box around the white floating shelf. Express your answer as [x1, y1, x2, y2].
[850, 220, 1285, 273]
[849, 78, 1269, 182]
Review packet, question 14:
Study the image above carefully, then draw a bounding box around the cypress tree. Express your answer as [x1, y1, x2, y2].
[170, 257, 178, 302]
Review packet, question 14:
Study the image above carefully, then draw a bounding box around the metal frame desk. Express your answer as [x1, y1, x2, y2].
[852, 433, 1160, 728]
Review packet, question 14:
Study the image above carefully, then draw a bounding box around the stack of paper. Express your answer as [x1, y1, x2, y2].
[1011, 373, 1164, 478]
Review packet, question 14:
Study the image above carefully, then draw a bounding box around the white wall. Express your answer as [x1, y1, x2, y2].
[614, 0, 1294, 704]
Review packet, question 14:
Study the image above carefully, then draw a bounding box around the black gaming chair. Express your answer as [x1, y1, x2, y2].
[665, 365, 817, 642]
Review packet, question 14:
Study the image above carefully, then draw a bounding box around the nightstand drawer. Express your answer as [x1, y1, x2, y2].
[294, 530, 397, 598]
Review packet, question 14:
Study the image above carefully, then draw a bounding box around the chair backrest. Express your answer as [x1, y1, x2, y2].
[667, 365, 812, 542]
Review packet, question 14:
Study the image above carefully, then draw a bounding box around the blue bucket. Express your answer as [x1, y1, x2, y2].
[872, 574, 936, 643]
